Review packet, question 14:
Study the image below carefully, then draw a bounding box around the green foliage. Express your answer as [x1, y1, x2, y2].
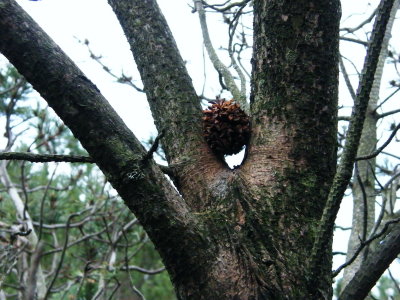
[334, 274, 400, 300]
[372, 274, 400, 300]
[0, 63, 175, 299]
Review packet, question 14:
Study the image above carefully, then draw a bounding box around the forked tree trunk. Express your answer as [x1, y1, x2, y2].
[108, 0, 340, 298]
[0, 0, 341, 299]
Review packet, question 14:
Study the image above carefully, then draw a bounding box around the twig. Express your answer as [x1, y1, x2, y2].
[10, 228, 32, 244]
[120, 265, 165, 275]
[77, 38, 144, 93]
[356, 123, 400, 161]
[122, 231, 146, 300]
[0, 152, 94, 163]
[38, 165, 59, 241]
[227, 4, 248, 97]
[376, 108, 400, 119]
[193, 0, 249, 112]
[44, 210, 88, 299]
[340, 7, 378, 33]
[24, 242, 44, 300]
[340, 36, 368, 46]
[373, 86, 400, 112]
[142, 130, 165, 161]
[340, 55, 356, 101]
[332, 217, 400, 277]
[107, 277, 121, 300]
[201, 0, 251, 12]
[388, 269, 400, 294]
[354, 162, 368, 244]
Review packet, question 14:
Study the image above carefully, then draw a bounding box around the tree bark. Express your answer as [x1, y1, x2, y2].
[4, 0, 398, 299]
[0, 1, 215, 297]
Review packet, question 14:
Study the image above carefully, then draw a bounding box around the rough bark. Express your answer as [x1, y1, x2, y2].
[0, 1, 215, 294]
[245, 0, 340, 297]
[108, 0, 341, 297]
[106, 0, 229, 213]
[2, 0, 395, 299]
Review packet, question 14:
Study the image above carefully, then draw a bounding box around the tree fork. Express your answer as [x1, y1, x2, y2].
[0, 0, 216, 291]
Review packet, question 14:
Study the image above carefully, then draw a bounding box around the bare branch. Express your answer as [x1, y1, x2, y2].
[340, 55, 356, 101]
[311, 0, 397, 279]
[333, 217, 400, 277]
[194, 0, 249, 112]
[44, 211, 86, 299]
[339, 222, 400, 300]
[340, 7, 378, 33]
[340, 36, 368, 46]
[374, 85, 400, 113]
[376, 108, 400, 118]
[142, 130, 164, 161]
[201, 0, 251, 12]
[77, 38, 144, 93]
[121, 265, 165, 275]
[356, 123, 400, 161]
[0, 152, 94, 163]
[24, 242, 44, 300]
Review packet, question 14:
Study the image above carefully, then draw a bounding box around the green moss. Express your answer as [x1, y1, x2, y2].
[291, 15, 304, 31]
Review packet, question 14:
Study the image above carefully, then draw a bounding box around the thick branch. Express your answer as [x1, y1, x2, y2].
[339, 223, 400, 300]
[311, 0, 397, 280]
[107, 0, 204, 163]
[107, 0, 229, 211]
[0, 0, 214, 281]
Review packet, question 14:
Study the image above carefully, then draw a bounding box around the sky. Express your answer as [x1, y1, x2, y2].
[6, 0, 400, 288]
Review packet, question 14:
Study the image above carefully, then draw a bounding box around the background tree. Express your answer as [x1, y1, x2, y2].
[0, 65, 175, 299]
[0, 0, 399, 299]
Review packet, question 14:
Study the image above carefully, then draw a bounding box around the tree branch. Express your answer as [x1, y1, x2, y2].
[0, 151, 174, 177]
[339, 36, 368, 47]
[24, 242, 44, 300]
[376, 108, 400, 118]
[107, 0, 229, 212]
[142, 130, 164, 161]
[339, 223, 400, 300]
[340, 7, 377, 33]
[0, 0, 214, 280]
[0, 152, 94, 163]
[333, 217, 400, 277]
[311, 0, 397, 280]
[356, 122, 400, 161]
[339, 55, 356, 101]
[194, 0, 249, 112]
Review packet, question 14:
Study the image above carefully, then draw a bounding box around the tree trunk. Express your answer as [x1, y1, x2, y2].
[7, 0, 400, 298]
[107, 0, 341, 298]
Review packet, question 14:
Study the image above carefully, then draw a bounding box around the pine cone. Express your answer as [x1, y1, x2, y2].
[203, 98, 250, 156]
